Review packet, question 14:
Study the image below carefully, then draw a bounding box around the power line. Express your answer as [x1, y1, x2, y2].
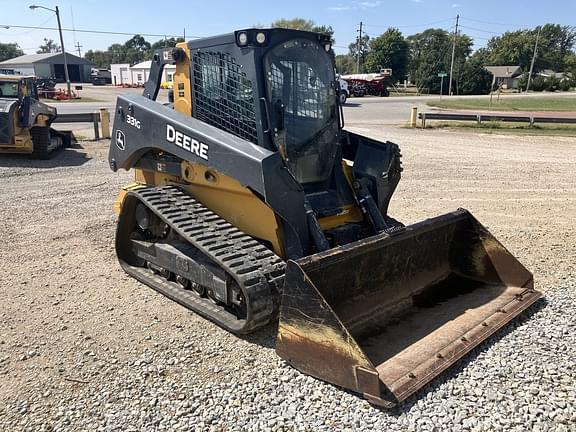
[363, 18, 454, 29]
[458, 25, 501, 35]
[0, 23, 197, 39]
[459, 16, 536, 28]
[1, 15, 54, 36]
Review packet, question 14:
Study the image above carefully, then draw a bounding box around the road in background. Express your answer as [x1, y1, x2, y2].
[48, 84, 576, 132]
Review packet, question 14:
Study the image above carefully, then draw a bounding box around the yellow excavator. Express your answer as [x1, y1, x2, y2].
[108, 28, 541, 407]
[0, 75, 68, 158]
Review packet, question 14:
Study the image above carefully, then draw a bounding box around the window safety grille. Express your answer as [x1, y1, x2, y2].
[268, 60, 329, 120]
[192, 52, 258, 144]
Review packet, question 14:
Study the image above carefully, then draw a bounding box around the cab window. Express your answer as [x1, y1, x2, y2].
[0, 81, 19, 98]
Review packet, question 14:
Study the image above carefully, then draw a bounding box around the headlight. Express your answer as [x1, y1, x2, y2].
[237, 32, 249, 46]
[255, 32, 267, 44]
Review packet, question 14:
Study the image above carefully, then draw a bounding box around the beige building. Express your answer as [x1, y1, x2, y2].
[485, 65, 522, 89]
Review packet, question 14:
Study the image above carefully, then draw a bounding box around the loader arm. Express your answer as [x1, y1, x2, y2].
[110, 93, 311, 259]
[108, 28, 541, 409]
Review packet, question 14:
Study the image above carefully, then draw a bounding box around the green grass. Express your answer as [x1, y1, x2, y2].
[425, 121, 576, 137]
[41, 97, 104, 103]
[427, 96, 576, 111]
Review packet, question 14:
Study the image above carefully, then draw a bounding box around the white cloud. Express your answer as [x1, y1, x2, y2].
[328, 5, 353, 10]
[452, 3, 461, 7]
[410, 0, 423, 3]
[328, 0, 385, 11]
[359, 1, 383, 7]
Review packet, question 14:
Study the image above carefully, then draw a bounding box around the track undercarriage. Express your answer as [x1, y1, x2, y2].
[116, 185, 285, 333]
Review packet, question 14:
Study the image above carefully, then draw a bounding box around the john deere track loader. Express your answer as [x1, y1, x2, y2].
[0, 75, 68, 158]
[109, 29, 541, 407]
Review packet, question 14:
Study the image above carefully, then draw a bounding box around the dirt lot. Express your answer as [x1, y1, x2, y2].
[0, 127, 574, 430]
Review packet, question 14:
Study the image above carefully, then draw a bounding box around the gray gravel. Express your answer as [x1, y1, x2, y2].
[0, 129, 575, 431]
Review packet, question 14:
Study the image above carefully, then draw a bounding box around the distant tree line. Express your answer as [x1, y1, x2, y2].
[0, 35, 184, 66]
[336, 23, 576, 94]
[84, 35, 185, 67]
[0, 43, 24, 62]
[1, 19, 574, 94]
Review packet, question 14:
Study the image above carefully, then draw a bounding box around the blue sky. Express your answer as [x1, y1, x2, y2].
[0, 0, 574, 56]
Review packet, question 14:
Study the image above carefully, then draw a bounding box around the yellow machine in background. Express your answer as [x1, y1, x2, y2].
[0, 75, 68, 158]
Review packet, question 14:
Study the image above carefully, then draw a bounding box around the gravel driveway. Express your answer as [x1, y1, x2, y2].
[0, 128, 574, 431]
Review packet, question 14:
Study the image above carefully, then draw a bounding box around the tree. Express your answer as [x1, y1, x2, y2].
[335, 54, 356, 74]
[537, 24, 576, 72]
[122, 35, 151, 64]
[85, 35, 155, 67]
[270, 18, 334, 43]
[271, 18, 316, 31]
[0, 42, 24, 62]
[347, 34, 370, 73]
[150, 37, 185, 50]
[108, 43, 127, 64]
[407, 29, 471, 93]
[125, 35, 151, 53]
[458, 57, 492, 95]
[365, 28, 409, 81]
[269, 18, 335, 58]
[566, 51, 576, 77]
[484, 30, 536, 70]
[483, 24, 576, 72]
[313, 24, 335, 45]
[37, 38, 61, 54]
[84, 49, 112, 68]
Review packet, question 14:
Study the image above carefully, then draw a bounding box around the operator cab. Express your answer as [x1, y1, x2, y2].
[265, 38, 339, 185]
[0, 78, 19, 98]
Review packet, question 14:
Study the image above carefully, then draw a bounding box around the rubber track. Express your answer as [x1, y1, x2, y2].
[120, 185, 286, 333]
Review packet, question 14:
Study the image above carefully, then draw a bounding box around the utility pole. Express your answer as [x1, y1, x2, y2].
[75, 41, 82, 57]
[526, 26, 541, 92]
[356, 21, 363, 74]
[54, 6, 71, 96]
[448, 14, 459, 96]
[30, 4, 71, 97]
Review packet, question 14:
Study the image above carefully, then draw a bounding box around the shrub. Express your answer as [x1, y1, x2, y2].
[558, 79, 573, 91]
[544, 76, 560, 92]
[530, 76, 546, 91]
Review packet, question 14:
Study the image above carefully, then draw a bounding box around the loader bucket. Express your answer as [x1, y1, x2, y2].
[276, 209, 541, 407]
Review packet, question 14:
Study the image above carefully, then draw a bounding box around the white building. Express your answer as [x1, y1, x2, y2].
[110, 61, 176, 86]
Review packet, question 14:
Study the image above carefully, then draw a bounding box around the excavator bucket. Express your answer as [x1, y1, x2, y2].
[276, 209, 541, 407]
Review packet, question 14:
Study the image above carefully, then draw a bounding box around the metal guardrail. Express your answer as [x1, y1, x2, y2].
[418, 112, 576, 128]
[52, 109, 111, 140]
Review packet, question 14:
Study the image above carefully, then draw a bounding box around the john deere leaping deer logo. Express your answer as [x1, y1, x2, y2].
[115, 130, 126, 151]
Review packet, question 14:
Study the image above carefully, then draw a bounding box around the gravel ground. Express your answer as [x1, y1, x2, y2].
[0, 128, 575, 431]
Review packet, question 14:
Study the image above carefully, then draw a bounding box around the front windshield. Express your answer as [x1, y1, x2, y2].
[0, 81, 19, 98]
[265, 39, 338, 184]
